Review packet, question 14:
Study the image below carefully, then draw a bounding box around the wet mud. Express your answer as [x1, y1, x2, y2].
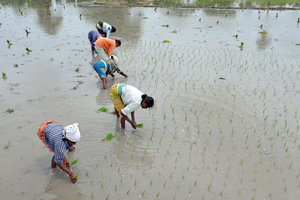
[0, 0, 300, 199]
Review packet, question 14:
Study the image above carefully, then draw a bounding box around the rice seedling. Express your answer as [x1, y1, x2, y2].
[239, 42, 244, 50]
[161, 24, 169, 27]
[75, 67, 79, 72]
[208, 183, 212, 191]
[85, 170, 88, 176]
[70, 158, 79, 166]
[141, 189, 146, 197]
[142, 17, 148, 19]
[6, 40, 12, 46]
[150, 179, 153, 186]
[298, 17, 300, 24]
[2, 72, 7, 79]
[259, 31, 267, 34]
[156, 191, 160, 198]
[102, 133, 116, 141]
[4, 141, 10, 149]
[79, 14, 82, 20]
[98, 107, 108, 112]
[75, 172, 79, 179]
[25, 47, 32, 53]
[91, 192, 93, 198]
[162, 40, 170, 43]
[137, 123, 144, 128]
[6, 108, 14, 113]
[126, 188, 131, 195]
[101, 181, 103, 189]
[25, 29, 30, 36]
[78, 189, 82, 195]
[14, 64, 18, 67]
[171, 30, 177, 33]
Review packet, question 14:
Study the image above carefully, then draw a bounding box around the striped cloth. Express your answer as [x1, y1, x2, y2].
[44, 123, 71, 164]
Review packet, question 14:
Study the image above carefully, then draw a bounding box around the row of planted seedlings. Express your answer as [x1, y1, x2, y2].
[73, 36, 300, 199]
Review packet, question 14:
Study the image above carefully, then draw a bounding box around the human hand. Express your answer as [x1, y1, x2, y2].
[69, 173, 77, 183]
[131, 121, 137, 129]
[51, 157, 57, 168]
[63, 158, 70, 168]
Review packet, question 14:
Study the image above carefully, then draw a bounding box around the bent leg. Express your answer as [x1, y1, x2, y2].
[114, 107, 120, 118]
[101, 78, 107, 89]
[121, 117, 126, 129]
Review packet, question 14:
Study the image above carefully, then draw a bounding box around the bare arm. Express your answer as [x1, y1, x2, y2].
[101, 78, 107, 89]
[119, 71, 128, 78]
[53, 156, 76, 183]
[131, 112, 136, 124]
[121, 111, 137, 129]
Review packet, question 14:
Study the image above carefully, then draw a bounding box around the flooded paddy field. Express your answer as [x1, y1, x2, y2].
[0, 0, 300, 199]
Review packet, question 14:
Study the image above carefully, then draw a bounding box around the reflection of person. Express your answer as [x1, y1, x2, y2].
[37, 121, 81, 184]
[109, 83, 154, 129]
[88, 30, 102, 53]
[93, 55, 127, 89]
[94, 37, 121, 64]
[96, 21, 116, 38]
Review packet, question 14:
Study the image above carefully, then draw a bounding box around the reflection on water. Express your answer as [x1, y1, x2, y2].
[45, 169, 85, 200]
[256, 29, 271, 50]
[112, 126, 155, 168]
[36, 1, 63, 35]
[1, 0, 299, 9]
[203, 8, 236, 17]
[151, 0, 300, 8]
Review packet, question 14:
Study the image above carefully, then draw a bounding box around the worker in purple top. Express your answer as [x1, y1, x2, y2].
[88, 30, 105, 53]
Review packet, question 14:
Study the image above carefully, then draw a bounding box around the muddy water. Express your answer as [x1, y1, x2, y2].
[0, 1, 300, 199]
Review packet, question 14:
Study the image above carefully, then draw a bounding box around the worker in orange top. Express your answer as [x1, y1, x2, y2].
[94, 37, 121, 64]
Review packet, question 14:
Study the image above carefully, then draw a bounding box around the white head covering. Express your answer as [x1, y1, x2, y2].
[64, 123, 80, 142]
[111, 55, 118, 63]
